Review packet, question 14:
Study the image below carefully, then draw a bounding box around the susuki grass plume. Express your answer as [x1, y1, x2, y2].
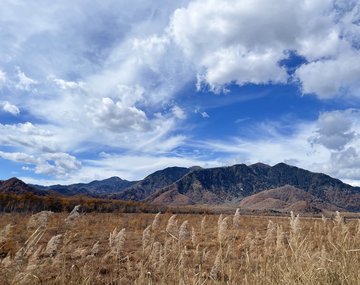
[166, 214, 178, 239]
[0, 223, 13, 244]
[289, 211, 301, 235]
[109, 228, 126, 258]
[142, 225, 152, 251]
[179, 220, 189, 243]
[191, 226, 197, 247]
[44, 234, 62, 257]
[151, 212, 161, 231]
[233, 208, 241, 228]
[218, 216, 229, 245]
[65, 205, 81, 225]
[27, 211, 53, 230]
[200, 216, 206, 237]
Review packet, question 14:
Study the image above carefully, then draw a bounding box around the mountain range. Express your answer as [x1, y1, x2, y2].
[1, 162, 360, 213]
[33, 176, 137, 196]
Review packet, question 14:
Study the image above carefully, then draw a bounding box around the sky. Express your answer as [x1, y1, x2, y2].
[1, 0, 360, 186]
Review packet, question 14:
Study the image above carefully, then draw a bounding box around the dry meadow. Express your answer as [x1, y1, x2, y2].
[0, 209, 359, 284]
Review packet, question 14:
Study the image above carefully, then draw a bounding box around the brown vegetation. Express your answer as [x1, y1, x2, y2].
[238, 185, 340, 213]
[0, 210, 359, 284]
[0, 192, 166, 213]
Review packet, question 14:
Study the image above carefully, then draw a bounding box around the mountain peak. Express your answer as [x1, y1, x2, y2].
[250, 162, 271, 168]
[2, 177, 27, 187]
[114, 166, 194, 201]
[0, 177, 47, 196]
[273, 162, 292, 168]
[189, 166, 202, 171]
[103, 176, 124, 182]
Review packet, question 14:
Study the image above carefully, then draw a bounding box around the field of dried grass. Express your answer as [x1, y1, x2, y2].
[0, 209, 359, 284]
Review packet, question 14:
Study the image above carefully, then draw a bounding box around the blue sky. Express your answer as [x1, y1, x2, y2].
[1, 0, 360, 186]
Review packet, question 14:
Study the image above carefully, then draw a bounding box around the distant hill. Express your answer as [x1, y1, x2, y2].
[33, 176, 137, 196]
[0, 177, 165, 213]
[146, 163, 360, 211]
[0, 177, 49, 196]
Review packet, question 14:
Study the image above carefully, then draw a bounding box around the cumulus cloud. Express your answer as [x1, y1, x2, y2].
[166, 0, 360, 98]
[331, 147, 360, 169]
[92, 97, 150, 132]
[169, 0, 294, 90]
[0, 151, 39, 165]
[296, 51, 360, 98]
[326, 148, 360, 185]
[0, 122, 60, 153]
[1, 101, 20, 115]
[311, 110, 357, 150]
[0, 121, 84, 178]
[0, 150, 81, 177]
[0, 122, 80, 154]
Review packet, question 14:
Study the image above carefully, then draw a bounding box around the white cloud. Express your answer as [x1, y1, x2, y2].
[1, 101, 20, 115]
[200, 111, 209, 118]
[198, 47, 287, 92]
[0, 122, 67, 153]
[169, 0, 295, 90]
[92, 97, 150, 132]
[311, 110, 357, 150]
[195, 109, 209, 118]
[167, 0, 360, 98]
[15, 68, 38, 91]
[0, 70, 6, 87]
[0, 121, 85, 178]
[0, 151, 39, 165]
[172, 105, 186, 119]
[296, 51, 360, 98]
[43, 152, 81, 172]
[51, 77, 85, 90]
[0, 150, 81, 177]
[131, 35, 170, 72]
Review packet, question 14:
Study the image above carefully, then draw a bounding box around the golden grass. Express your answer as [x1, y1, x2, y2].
[0, 210, 359, 284]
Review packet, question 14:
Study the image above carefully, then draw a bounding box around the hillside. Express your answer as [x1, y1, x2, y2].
[113, 166, 197, 201]
[238, 185, 341, 213]
[0, 177, 49, 196]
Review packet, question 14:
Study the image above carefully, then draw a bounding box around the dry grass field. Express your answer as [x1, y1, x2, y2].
[0, 209, 359, 284]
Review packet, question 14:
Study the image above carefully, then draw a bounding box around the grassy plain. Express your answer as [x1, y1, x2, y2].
[0, 211, 359, 284]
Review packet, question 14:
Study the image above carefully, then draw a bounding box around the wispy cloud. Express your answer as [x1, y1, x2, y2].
[1, 0, 360, 184]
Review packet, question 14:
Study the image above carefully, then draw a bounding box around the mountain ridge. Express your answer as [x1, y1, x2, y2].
[32, 176, 137, 196]
[2, 162, 360, 212]
[145, 163, 360, 211]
